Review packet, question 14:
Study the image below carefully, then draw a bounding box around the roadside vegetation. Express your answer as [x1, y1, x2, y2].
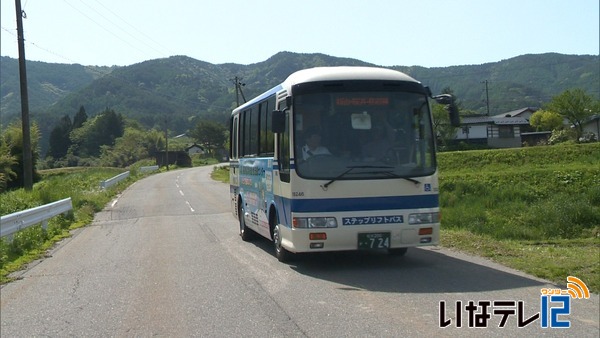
[438, 143, 599, 292]
[211, 165, 230, 183]
[0, 167, 136, 283]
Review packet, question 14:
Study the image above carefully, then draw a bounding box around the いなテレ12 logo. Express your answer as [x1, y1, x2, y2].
[540, 276, 590, 328]
[439, 276, 591, 329]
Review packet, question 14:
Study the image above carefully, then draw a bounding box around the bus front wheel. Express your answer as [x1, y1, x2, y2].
[273, 224, 293, 262]
[239, 202, 255, 241]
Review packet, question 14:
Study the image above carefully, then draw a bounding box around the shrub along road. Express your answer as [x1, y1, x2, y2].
[1, 166, 598, 336]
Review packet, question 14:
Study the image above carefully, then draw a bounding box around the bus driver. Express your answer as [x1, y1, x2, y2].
[301, 127, 331, 160]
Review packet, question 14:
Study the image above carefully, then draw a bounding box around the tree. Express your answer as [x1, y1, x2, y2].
[70, 108, 124, 157]
[48, 114, 73, 159]
[0, 141, 18, 192]
[529, 109, 564, 131]
[189, 120, 227, 155]
[72, 106, 88, 129]
[432, 87, 460, 148]
[99, 127, 163, 167]
[0, 120, 41, 189]
[546, 89, 598, 142]
[432, 103, 458, 148]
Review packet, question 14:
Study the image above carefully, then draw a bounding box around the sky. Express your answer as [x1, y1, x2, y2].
[1, 0, 598, 68]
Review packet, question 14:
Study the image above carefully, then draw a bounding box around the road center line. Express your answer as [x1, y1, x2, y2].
[186, 201, 195, 213]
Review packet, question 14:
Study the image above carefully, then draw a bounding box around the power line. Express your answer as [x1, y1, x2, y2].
[2, 29, 233, 113]
[2, 2, 233, 113]
[60, 0, 151, 61]
[90, 0, 174, 57]
[2, 24, 112, 80]
[75, 0, 172, 58]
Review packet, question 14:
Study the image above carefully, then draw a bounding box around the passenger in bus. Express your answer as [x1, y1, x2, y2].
[301, 127, 331, 160]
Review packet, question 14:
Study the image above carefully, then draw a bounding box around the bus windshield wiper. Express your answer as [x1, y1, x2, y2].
[321, 165, 394, 190]
[374, 170, 421, 185]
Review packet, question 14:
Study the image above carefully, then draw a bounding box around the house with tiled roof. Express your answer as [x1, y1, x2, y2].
[455, 107, 537, 148]
[185, 143, 205, 156]
[493, 107, 538, 120]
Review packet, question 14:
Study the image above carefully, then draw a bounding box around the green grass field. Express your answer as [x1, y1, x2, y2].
[437, 143, 599, 292]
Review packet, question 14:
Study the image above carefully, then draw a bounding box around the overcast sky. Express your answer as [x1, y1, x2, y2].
[1, 0, 598, 67]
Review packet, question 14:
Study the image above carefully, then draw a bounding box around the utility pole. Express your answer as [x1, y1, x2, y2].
[15, 0, 33, 190]
[483, 80, 490, 116]
[232, 76, 247, 106]
[164, 118, 169, 171]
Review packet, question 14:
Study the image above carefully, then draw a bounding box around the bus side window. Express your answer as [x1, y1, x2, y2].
[259, 101, 274, 155]
[278, 104, 290, 183]
[230, 115, 238, 159]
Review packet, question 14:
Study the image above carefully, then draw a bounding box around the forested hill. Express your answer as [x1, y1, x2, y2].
[0, 56, 113, 118]
[1, 52, 598, 137]
[392, 53, 599, 114]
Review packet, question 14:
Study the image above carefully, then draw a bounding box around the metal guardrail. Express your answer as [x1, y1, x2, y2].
[139, 165, 159, 173]
[0, 198, 73, 238]
[99, 171, 130, 189]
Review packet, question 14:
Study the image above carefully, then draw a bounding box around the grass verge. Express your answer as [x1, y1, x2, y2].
[0, 167, 139, 283]
[211, 165, 230, 183]
[441, 229, 599, 292]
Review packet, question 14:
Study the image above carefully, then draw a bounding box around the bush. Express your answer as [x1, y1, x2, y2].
[548, 128, 575, 145]
[579, 132, 597, 143]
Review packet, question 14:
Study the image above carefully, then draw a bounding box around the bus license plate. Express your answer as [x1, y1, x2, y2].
[358, 232, 390, 249]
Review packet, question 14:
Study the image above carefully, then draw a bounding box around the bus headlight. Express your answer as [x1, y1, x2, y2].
[408, 212, 439, 224]
[293, 217, 338, 228]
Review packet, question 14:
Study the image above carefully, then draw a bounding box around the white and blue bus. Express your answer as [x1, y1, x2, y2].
[230, 67, 459, 262]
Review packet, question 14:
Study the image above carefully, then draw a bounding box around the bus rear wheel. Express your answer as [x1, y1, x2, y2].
[273, 224, 293, 262]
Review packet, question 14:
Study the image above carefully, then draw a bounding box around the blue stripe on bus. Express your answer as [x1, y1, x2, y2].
[287, 194, 438, 213]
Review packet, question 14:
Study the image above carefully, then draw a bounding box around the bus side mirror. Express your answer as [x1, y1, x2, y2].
[272, 110, 286, 133]
[433, 94, 461, 127]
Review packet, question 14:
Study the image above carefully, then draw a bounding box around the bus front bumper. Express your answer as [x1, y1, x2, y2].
[278, 223, 440, 254]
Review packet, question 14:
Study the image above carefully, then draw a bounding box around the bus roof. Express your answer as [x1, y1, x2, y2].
[232, 67, 420, 115]
[283, 66, 419, 87]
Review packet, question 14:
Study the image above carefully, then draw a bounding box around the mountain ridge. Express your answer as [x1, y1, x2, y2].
[1, 52, 598, 140]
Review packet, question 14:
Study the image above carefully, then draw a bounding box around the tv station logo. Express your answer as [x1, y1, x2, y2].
[439, 276, 590, 329]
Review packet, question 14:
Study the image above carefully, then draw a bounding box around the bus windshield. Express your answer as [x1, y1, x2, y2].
[294, 88, 436, 181]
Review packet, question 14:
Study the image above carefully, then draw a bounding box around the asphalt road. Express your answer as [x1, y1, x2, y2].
[1, 166, 598, 337]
